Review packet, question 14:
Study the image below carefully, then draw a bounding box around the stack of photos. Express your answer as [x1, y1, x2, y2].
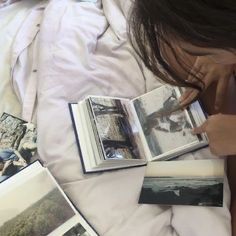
[0, 112, 37, 182]
[138, 159, 224, 207]
[0, 161, 97, 236]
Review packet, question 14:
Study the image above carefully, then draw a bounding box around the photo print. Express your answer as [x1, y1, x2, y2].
[139, 159, 224, 207]
[133, 86, 199, 157]
[0, 169, 76, 236]
[88, 97, 143, 160]
[63, 222, 91, 236]
[0, 113, 37, 182]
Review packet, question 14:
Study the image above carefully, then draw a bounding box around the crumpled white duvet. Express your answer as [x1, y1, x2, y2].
[2, 0, 232, 235]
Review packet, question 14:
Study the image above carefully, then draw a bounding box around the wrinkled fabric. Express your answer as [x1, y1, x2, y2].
[2, 0, 232, 235]
[0, 0, 41, 117]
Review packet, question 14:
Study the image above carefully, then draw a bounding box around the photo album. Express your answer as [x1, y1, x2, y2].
[69, 85, 208, 173]
[0, 160, 98, 236]
[0, 112, 37, 183]
[138, 159, 224, 207]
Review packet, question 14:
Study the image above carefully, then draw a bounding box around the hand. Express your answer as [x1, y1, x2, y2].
[179, 57, 234, 110]
[192, 114, 236, 156]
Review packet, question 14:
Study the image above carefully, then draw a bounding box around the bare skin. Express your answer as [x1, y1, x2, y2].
[175, 42, 236, 158]
[193, 114, 236, 155]
[199, 76, 236, 236]
[179, 57, 234, 111]
[161, 42, 236, 235]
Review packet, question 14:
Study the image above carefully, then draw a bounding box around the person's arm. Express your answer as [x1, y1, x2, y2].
[196, 76, 236, 236]
[192, 114, 236, 156]
[162, 42, 236, 235]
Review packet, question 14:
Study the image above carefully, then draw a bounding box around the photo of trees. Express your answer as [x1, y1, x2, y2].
[0, 170, 75, 236]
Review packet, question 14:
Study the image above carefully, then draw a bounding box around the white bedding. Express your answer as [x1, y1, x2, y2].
[0, 0, 41, 117]
[0, 0, 232, 235]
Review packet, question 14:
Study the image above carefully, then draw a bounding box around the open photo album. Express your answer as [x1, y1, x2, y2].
[0, 112, 37, 182]
[0, 160, 98, 236]
[69, 85, 208, 173]
[138, 159, 224, 207]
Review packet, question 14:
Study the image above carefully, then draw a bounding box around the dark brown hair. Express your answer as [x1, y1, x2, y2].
[129, 0, 236, 92]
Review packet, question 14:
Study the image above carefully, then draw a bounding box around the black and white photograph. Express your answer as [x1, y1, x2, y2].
[0, 112, 27, 149]
[63, 222, 91, 236]
[0, 169, 76, 236]
[88, 97, 143, 160]
[0, 113, 37, 182]
[133, 86, 199, 158]
[139, 159, 224, 207]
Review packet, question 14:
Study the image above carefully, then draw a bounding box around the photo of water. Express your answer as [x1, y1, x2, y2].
[139, 177, 223, 206]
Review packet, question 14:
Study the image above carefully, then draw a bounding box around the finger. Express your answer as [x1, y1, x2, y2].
[186, 68, 202, 84]
[180, 89, 199, 106]
[187, 58, 214, 88]
[214, 76, 230, 110]
[192, 121, 207, 134]
[179, 89, 193, 102]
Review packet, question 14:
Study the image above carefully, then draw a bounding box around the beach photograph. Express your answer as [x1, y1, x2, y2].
[139, 159, 224, 206]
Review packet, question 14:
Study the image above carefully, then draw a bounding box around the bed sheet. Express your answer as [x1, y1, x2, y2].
[0, 0, 41, 117]
[2, 0, 232, 236]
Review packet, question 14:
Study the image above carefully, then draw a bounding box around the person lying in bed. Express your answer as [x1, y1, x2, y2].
[129, 0, 236, 234]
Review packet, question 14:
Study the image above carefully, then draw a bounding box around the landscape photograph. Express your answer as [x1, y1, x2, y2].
[0, 170, 75, 236]
[139, 176, 223, 206]
[88, 97, 144, 160]
[133, 86, 199, 158]
[0, 112, 37, 182]
[0, 112, 27, 150]
[138, 159, 224, 207]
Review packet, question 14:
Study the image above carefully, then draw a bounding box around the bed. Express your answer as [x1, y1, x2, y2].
[0, 0, 232, 235]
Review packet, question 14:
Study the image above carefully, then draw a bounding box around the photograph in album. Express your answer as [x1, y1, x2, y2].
[0, 171, 75, 235]
[133, 86, 200, 157]
[0, 161, 98, 236]
[88, 97, 144, 160]
[0, 112, 37, 182]
[69, 85, 208, 173]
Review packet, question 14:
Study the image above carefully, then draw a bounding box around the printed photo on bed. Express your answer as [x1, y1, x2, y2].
[69, 85, 208, 173]
[0, 112, 37, 182]
[138, 159, 224, 207]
